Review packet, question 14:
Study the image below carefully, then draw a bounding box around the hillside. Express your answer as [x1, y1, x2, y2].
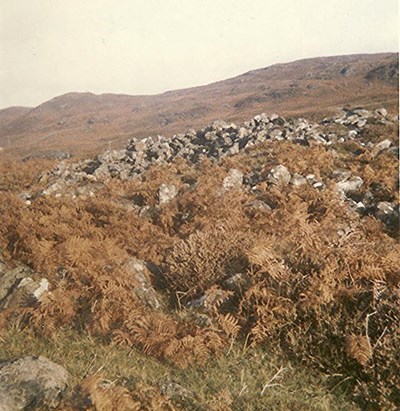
[0, 104, 399, 410]
[0, 52, 398, 159]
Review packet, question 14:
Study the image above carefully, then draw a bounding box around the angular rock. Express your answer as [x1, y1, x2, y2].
[237, 127, 249, 139]
[1, 277, 49, 310]
[268, 165, 291, 185]
[0, 262, 34, 308]
[356, 118, 367, 128]
[312, 181, 325, 190]
[93, 163, 112, 180]
[371, 139, 392, 157]
[124, 259, 162, 309]
[348, 130, 358, 139]
[228, 142, 240, 155]
[375, 202, 399, 227]
[269, 129, 283, 140]
[375, 108, 388, 117]
[245, 200, 272, 213]
[0, 356, 71, 410]
[97, 149, 126, 163]
[336, 176, 364, 194]
[290, 173, 307, 187]
[211, 120, 230, 131]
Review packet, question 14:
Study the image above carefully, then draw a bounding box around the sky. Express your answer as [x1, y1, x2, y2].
[0, 0, 398, 109]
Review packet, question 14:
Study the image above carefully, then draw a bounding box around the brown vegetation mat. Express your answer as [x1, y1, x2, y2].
[0, 121, 399, 409]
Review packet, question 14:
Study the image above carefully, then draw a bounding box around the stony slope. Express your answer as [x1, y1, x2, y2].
[0, 105, 399, 409]
[0, 52, 398, 159]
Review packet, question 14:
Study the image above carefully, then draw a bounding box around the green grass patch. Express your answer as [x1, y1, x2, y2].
[0, 326, 358, 410]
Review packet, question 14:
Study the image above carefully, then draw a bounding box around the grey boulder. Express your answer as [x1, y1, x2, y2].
[0, 356, 71, 411]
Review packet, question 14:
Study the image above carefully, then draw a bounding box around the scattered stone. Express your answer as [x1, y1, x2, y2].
[124, 259, 162, 309]
[312, 181, 325, 190]
[348, 130, 358, 139]
[355, 202, 366, 213]
[246, 200, 272, 213]
[97, 149, 126, 164]
[336, 176, 364, 195]
[1, 277, 49, 310]
[375, 108, 388, 117]
[356, 118, 367, 128]
[37, 106, 391, 202]
[371, 139, 392, 157]
[268, 165, 291, 185]
[222, 169, 243, 191]
[375, 202, 399, 227]
[159, 184, 178, 205]
[290, 173, 307, 187]
[159, 381, 201, 410]
[211, 120, 230, 130]
[0, 356, 71, 410]
[0, 261, 34, 309]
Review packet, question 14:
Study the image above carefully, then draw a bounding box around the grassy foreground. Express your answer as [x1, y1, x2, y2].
[0, 325, 357, 410]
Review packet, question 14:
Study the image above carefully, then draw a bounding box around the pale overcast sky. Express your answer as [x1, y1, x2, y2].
[0, 0, 398, 108]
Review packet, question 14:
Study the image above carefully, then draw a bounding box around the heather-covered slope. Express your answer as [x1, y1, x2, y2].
[0, 52, 398, 159]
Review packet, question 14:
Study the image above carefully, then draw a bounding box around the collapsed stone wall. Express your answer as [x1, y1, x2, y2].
[29, 107, 398, 231]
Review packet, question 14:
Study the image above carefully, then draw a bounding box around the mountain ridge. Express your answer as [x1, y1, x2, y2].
[0, 52, 398, 159]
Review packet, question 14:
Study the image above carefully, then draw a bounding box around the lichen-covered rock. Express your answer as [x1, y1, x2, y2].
[371, 139, 392, 157]
[0, 356, 71, 411]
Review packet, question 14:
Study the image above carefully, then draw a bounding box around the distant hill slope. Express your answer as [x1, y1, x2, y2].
[0, 52, 398, 159]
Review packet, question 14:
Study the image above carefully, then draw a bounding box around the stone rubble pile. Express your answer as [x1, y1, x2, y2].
[26, 107, 398, 230]
[38, 107, 395, 190]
